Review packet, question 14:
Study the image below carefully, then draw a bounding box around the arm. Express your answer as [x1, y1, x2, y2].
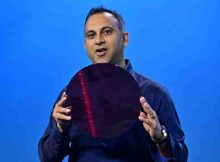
[38, 91, 72, 162]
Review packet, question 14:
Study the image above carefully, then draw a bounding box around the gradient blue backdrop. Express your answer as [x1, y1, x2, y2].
[1, 0, 219, 161]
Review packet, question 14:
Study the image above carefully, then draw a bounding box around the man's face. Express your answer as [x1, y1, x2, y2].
[84, 12, 128, 66]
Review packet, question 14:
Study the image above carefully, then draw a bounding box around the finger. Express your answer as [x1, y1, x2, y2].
[139, 111, 148, 119]
[56, 92, 67, 107]
[65, 106, 72, 109]
[139, 96, 155, 115]
[62, 91, 67, 98]
[55, 107, 72, 114]
[138, 115, 153, 126]
[54, 113, 71, 121]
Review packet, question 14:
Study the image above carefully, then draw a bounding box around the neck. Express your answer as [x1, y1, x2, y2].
[117, 59, 126, 69]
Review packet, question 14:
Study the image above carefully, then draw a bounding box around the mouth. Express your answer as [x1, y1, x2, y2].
[95, 48, 107, 57]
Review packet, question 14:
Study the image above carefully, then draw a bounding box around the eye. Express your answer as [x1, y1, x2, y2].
[103, 28, 113, 36]
[86, 32, 95, 39]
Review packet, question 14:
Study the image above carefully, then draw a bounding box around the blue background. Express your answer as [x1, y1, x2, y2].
[1, 0, 219, 161]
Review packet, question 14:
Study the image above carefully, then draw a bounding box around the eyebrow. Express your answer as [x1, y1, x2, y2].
[85, 26, 114, 36]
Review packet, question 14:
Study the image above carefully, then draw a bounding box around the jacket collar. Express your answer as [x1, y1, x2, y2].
[124, 59, 137, 81]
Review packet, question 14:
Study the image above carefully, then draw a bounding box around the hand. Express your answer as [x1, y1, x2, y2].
[138, 96, 163, 142]
[52, 92, 72, 133]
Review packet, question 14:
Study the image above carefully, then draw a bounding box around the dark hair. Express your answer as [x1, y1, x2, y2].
[85, 6, 125, 33]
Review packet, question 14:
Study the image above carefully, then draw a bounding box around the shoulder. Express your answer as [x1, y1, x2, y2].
[133, 71, 168, 96]
[133, 71, 173, 112]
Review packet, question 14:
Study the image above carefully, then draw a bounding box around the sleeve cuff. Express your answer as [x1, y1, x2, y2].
[51, 126, 70, 144]
[150, 133, 176, 162]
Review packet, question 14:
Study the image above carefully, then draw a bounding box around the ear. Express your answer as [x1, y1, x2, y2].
[122, 32, 128, 47]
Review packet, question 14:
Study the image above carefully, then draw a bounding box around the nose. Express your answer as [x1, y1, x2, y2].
[95, 34, 105, 45]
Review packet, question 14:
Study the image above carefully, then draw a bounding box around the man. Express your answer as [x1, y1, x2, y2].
[38, 7, 188, 162]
